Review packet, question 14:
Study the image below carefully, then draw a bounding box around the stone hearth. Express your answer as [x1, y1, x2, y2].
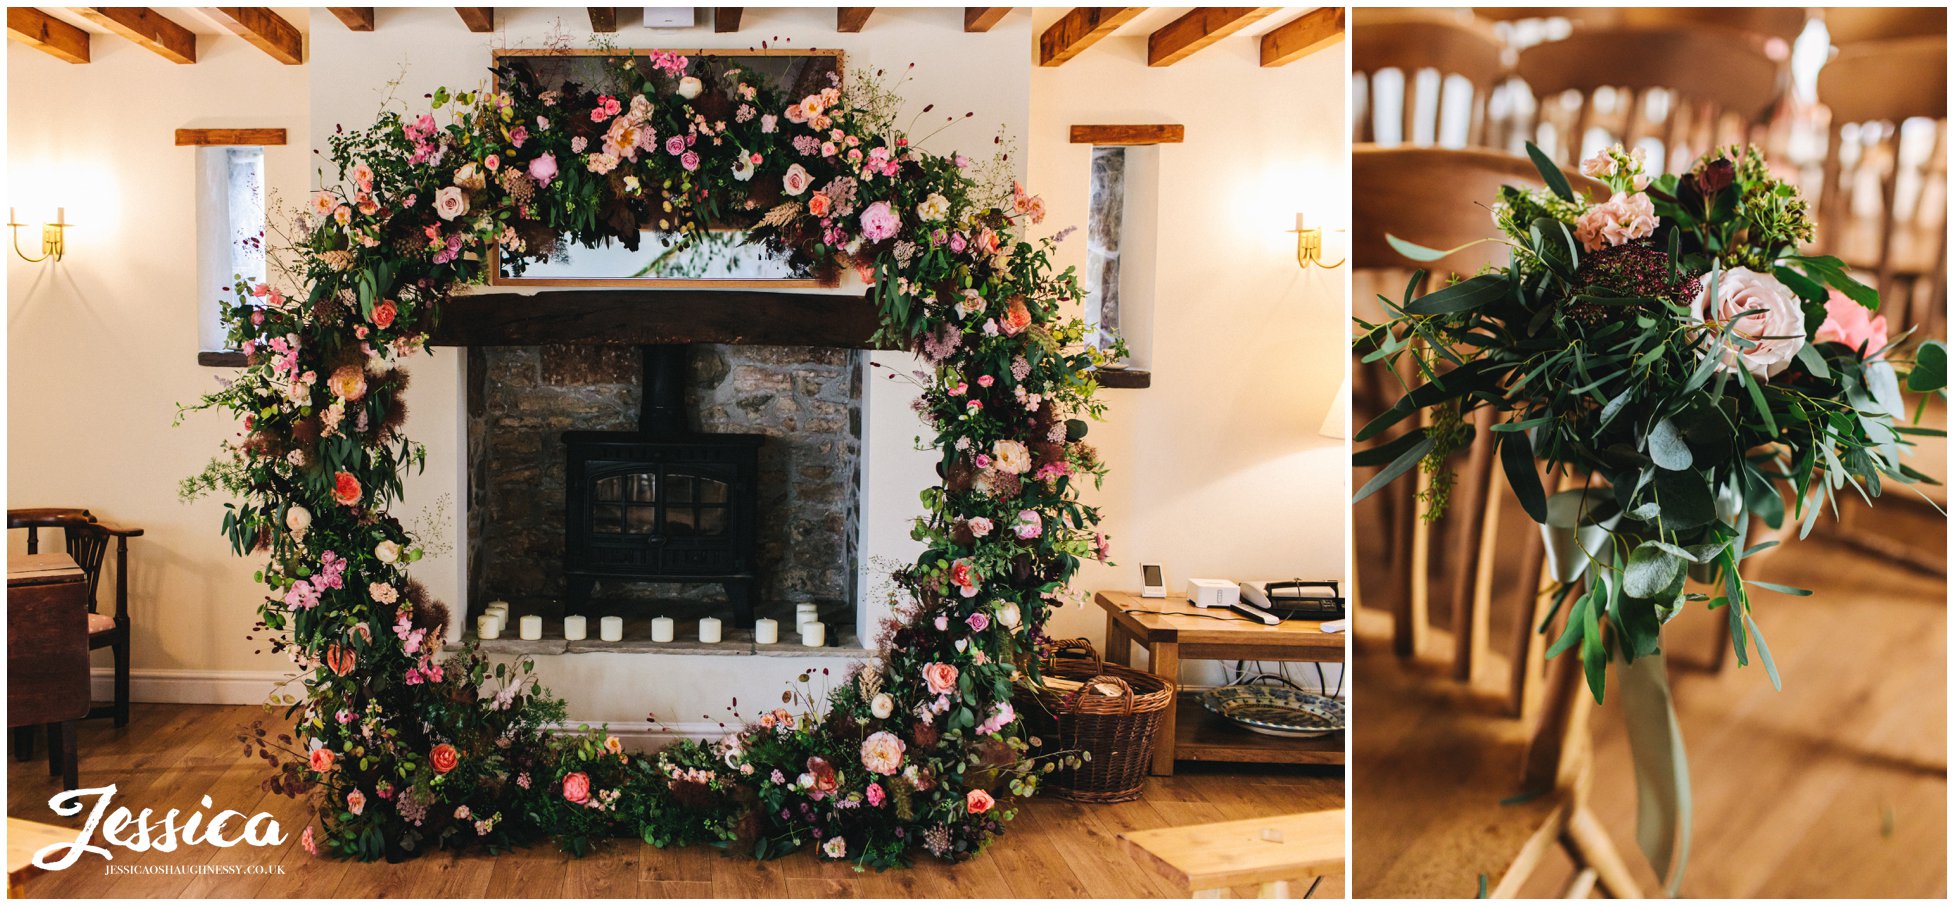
[466, 344, 862, 629]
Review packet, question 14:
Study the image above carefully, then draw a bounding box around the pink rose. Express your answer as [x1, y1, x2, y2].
[1692, 267, 1807, 379]
[345, 788, 366, 816]
[680, 151, 700, 172]
[865, 782, 886, 807]
[1573, 191, 1658, 251]
[949, 559, 980, 597]
[527, 153, 558, 187]
[966, 612, 990, 632]
[562, 771, 590, 804]
[309, 747, 336, 773]
[923, 662, 959, 696]
[782, 163, 812, 196]
[1814, 289, 1890, 360]
[966, 789, 994, 814]
[859, 201, 901, 243]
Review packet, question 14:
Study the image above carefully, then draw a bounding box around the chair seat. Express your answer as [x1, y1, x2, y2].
[86, 613, 115, 636]
[1352, 628, 1571, 897]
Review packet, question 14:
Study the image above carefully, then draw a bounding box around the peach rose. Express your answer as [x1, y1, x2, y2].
[923, 662, 959, 696]
[966, 789, 994, 814]
[1692, 267, 1808, 379]
[309, 747, 336, 773]
[562, 771, 590, 803]
[429, 743, 459, 774]
[328, 365, 367, 402]
[333, 472, 362, 506]
[1814, 289, 1890, 360]
[345, 788, 366, 816]
[325, 644, 356, 676]
[782, 163, 812, 196]
[999, 295, 1032, 336]
[860, 731, 905, 776]
[371, 299, 398, 329]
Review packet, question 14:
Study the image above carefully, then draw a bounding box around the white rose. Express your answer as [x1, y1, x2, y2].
[916, 193, 950, 222]
[676, 77, 703, 100]
[286, 505, 312, 540]
[732, 157, 755, 182]
[374, 539, 401, 564]
[870, 693, 894, 720]
[433, 185, 468, 221]
[781, 163, 811, 196]
[994, 600, 1021, 630]
[1691, 267, 1807, 379]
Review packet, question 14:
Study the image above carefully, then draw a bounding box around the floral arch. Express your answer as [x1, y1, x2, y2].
[186, 51, 1114, 865]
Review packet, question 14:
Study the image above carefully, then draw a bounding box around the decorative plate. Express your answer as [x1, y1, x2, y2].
[1201, 685, 1345, 738]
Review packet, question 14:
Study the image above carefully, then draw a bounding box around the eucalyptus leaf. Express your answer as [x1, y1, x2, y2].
[1624, 543, 1687, 598]
[1647, 419, 1694, 471]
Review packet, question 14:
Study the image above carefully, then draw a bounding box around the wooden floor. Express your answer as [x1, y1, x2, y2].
[1351, 530, 1945, 898]
[7, 704, 1344, 898]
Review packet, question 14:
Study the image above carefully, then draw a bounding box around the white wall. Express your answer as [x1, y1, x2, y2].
[1028, 9, 1349, 692]
[8, 21, 314, 683]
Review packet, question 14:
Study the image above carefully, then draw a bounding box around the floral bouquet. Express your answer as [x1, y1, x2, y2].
[1353, 142, 1946, 892]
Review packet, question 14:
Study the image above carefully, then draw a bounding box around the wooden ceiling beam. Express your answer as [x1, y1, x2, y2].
[1037, 7, 1140, 67]
[72, 7, 196, 63]
[326, 7, 373, 31]
[713, 7, 741, 33]
[587, 7, 616, 32]
[203, 8, 303, 65]
[8, 8, 90, 63]
[1259, 6, 1344, 67]
[1147, 7, 1278, 66]
[455, 7, 493, 33]
[964, 7, 1010, 33]
[837, 7, 873, 33]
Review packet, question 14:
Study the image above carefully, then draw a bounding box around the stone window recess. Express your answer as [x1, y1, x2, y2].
[1083, 144, 1158, 384]
[196, 146, 265, 357]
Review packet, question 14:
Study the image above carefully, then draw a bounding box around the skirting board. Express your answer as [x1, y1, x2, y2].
[88, 668, 721, 746]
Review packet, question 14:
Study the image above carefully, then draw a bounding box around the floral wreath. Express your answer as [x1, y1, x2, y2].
[185, 51, 1116, 866]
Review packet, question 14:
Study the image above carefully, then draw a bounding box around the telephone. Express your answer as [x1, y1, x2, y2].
[1240, 580, 1346, 622]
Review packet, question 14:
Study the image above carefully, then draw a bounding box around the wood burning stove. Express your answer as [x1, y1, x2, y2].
[563, 345, 762, 625]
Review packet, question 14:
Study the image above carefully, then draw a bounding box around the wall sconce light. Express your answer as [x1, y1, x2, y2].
[1290, 213, 1343, 269]
[10, 207, 68, 263]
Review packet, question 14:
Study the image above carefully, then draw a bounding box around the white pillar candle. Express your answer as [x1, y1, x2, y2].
[754, 618, 779, 645]
[518, 615, 543, 641]
[800, 621, 826, 648]
[796, 603, 820, 627]
[599, 615, 624, 642]
[563, 615, 587, 641]
[651, 616, 675, 643]
[698, 617, 723, 644]
[477, 614, 501, 640]
[486, 601, 510, 618]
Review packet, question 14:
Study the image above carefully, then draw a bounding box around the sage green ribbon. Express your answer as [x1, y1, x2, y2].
[1620, 649, 1691, 897]
[1539, 487, 1692, 896]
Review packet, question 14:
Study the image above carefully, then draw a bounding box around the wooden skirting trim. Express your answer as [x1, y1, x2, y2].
[1096, 368, 1152, 389]
[176, 128, 287, 146]
[1070, 124, 1185, 145]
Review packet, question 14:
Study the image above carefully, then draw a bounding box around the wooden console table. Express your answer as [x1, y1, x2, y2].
[1094, 590, 1345, 775]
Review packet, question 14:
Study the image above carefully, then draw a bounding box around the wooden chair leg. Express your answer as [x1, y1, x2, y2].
[1563, 806, 1645, 899]
[57, 721, 78, 790]
[113, 638, 131, 727]
[44, 723, 62, 778]
[13, 725, 36, 761]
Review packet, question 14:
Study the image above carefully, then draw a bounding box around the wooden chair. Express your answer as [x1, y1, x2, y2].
[1821, 7, 1947, 45]
[1352, 146, 1601, 700]
[1814, 35, 1948, 339]
[1353, 8, 1509, 149]
[1514, 25, 1786, 173]
[9, 508, 142, 727]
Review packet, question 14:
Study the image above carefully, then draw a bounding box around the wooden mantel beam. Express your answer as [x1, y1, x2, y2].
[8, 8, 90, 63]
[713, 7, 741, 33]
[587, 7, 616, 32]
[327, 7, 373, 31]
[72, 7, 196, 63]
[1259, 7, 1344, 67]
[837, 7, 873, 33]
[455, 7, 494, 33]
[203, 8, 304, 65]
[1038, 7, 1140, 67]
[427, 289, 885, 349]
[964, 7, 1010, 33]
[1148, 7, 1278, 66]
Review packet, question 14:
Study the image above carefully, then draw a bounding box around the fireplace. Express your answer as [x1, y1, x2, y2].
[562, 345, 764, 625]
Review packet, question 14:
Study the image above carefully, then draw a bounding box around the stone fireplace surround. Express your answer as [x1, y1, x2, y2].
[464, 342, 864, 649]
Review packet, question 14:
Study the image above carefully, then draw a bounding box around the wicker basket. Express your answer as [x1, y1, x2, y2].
[1018, 638, 1176, 803]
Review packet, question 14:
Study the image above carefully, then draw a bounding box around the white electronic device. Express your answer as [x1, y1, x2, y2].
[1141, 564, 1167, 598]
[1186, 578, 1240, 610]
[643, 7, 695, 28]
